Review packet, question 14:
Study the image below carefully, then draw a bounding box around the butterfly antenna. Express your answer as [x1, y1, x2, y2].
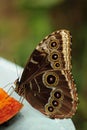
[13, 57, 19, 80]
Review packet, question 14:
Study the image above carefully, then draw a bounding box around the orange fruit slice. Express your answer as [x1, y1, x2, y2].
[0, 88, 23, 124]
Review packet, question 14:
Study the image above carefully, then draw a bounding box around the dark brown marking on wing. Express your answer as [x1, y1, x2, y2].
[25, 73, 52, 111]
[20, 49, 47, 84]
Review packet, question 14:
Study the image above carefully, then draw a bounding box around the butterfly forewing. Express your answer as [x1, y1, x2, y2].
[15, 29, 78, 119]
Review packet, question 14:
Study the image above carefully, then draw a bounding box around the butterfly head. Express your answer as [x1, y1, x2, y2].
[14, 78, 25, 96]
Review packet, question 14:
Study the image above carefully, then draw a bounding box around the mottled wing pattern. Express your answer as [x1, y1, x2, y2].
[20, 30, 71, 83]
[15, 30, 78, 119]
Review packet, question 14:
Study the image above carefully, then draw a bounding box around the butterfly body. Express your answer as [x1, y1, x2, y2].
[15, 29, 78, 119]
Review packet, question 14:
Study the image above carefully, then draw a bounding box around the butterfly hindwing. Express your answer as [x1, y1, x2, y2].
[24, 69, 77, 118]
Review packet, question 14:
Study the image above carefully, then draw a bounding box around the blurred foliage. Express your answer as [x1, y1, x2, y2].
[16, 0, 64, 8]
[0, 0, 87, 130]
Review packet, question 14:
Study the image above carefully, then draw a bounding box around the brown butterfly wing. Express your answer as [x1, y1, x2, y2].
[20, 29, 71, 84]
[15, 29, 78, 118]
[24, 70, 78, 119]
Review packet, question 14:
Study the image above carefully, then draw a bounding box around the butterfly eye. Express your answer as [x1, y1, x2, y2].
[48, 51, 60, 62]
[51, 42, 57, 47]
[47, 75, 56, 84]
[49, 37, 59, 49]
[48, 106, 54, 112]
[51, 61, 63, 70]
[55, 62, 60, 67]
[52, 53, 58, 60]
[52, 100, 58, 107]
[51, 52, 59, 61]
[43, 71, 59, 88]
[54, 91, 61, 99]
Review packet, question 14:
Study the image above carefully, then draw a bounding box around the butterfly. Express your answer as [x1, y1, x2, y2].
[15, 29, 78, 119]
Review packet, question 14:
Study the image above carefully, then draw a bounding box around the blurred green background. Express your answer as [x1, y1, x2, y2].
[0, 0, 87, 130]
